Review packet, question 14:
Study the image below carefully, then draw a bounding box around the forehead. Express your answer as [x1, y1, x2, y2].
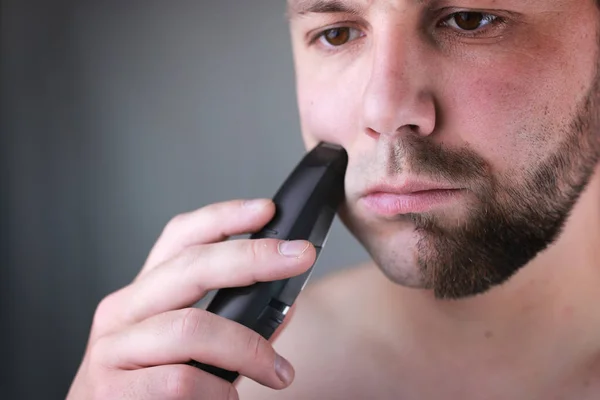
[286, 0, 577, 18]
[288, 0, 421, 15]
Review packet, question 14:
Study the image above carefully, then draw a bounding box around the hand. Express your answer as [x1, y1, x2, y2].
[66, 198, 316, 399]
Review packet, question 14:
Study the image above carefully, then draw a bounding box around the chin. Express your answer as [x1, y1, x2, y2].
[338, 199, 559, 300]
[337, 203, 429, 287]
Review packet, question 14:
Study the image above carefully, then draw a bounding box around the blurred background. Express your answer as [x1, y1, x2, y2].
[1, 0, 369, 398]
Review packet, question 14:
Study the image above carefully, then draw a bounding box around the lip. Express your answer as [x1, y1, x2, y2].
[359, 180, 463, 216]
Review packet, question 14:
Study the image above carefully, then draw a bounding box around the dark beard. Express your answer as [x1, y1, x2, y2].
[412, 66, 600, 299]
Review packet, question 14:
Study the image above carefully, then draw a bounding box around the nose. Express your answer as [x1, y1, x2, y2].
[361, 30, 437, 139]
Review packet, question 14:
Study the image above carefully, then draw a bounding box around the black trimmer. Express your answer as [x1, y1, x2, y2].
[189, 142, 348, 382]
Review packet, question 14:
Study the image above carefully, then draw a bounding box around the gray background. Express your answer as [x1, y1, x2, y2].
[2, 1, 369, 399]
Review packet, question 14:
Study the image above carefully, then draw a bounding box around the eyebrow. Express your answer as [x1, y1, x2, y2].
[286, 0, 364, 18]
[286, 0, 436, 19]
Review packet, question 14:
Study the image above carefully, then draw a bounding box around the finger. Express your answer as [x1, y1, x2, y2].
[96, 308, 295, 390]
[139, 198, 275, 278]
[102, 364, 238, 400]
[99, 238, 315, 333]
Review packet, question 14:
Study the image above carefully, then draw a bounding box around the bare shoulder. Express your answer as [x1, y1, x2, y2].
[235, 262, 384, 399]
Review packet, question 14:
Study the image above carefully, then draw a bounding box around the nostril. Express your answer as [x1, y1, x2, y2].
[365, 128, 380, 139]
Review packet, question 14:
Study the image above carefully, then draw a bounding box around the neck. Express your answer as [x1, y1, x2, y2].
[391, 166, 600, 383]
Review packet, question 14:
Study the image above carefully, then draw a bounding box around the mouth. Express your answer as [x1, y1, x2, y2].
[359, 180, 464, 216]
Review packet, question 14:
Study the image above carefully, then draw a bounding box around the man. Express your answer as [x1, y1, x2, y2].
[67, 0, 600, 399]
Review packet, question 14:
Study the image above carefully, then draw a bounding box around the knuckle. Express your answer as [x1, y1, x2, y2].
[245, 330, 270, 364]
[178, 243, 206, 267]
[164, 212, 190, 235]
[246, 239, 266, 263]
[92, 292, 119, 333]
[171, 308, 209, 341]
[173, 245, 199, 273]
[165, 366, 197, 399]
[175, 245, 209, 292]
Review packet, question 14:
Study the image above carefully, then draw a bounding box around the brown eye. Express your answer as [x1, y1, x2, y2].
[451, 12, 493, 31]
[454, 12, 485, 30]
[323, 28, 351, 46]
[314, 26, 364, 49]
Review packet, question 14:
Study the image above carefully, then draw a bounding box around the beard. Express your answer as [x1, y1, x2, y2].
[341, 60, 600, 300]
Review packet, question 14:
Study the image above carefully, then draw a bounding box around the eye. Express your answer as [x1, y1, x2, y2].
[315, 27, 364, 48]
[441, 11, 501, 33]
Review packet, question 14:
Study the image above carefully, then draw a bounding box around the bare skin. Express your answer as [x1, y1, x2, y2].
[68, 0, 600, 399]
[238, 0, 600, 398]
[237, 169, 600, 399]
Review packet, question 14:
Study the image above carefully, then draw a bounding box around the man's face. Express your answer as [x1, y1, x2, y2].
[288, 0, 600, 298]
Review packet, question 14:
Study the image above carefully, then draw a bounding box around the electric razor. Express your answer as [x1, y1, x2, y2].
[189, 141, 348, 382]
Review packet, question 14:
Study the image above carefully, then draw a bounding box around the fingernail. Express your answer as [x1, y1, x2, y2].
[274, 354, 294, 385]
[242, 198, 269, 210]
[278, 240, 309, 257]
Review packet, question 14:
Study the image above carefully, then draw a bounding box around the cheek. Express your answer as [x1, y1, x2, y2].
[442, 71, 548, 170]
[296, 68, 363, 149]
[440, 45, 593, 174]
